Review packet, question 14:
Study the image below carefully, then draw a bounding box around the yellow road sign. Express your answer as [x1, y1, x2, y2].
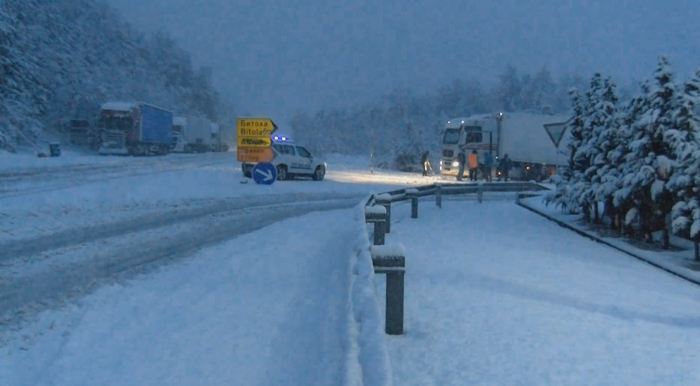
[237, 147, 274, 163]
[238, 136, 272, 148]
[237, 118, 277, 138]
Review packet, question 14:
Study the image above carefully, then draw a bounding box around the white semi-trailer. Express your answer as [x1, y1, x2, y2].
[439, 112, 570, 181]
[171, 116, 212, 153]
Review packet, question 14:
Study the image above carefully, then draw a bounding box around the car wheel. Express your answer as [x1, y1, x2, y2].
[313, 165, 325, 181]
[277, 165, 288, 181]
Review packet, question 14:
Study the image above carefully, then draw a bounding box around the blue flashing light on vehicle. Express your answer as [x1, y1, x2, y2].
[272, 134, 291, 142]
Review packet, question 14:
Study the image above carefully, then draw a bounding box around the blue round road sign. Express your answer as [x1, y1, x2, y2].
[252, 162, 277, 185]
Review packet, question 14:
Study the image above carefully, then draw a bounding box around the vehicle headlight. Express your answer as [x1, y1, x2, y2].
[452, 161, 459, 167]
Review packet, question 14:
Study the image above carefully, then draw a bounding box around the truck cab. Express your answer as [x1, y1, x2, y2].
[439, 114, 499, 179]
[241, 136, 327, 181]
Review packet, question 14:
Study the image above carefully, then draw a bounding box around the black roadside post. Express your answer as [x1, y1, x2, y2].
[365, 205, 387, 245]
[371, 243, 406, 335]
[375, 193, 392, 233]
[435, 184, 442, 208]
[406, 188, 419, 219]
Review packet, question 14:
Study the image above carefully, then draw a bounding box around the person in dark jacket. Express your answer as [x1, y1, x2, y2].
[456, 150, 466, 181]
[499, 153, 512, 181]
[483, 152, 493, 182]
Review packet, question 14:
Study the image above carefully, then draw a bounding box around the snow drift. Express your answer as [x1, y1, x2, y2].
[347, 194, 393, 386]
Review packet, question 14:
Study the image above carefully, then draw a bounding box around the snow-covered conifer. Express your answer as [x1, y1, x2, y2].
[667, 68, 700, 254]
[620, 55, 679, 246]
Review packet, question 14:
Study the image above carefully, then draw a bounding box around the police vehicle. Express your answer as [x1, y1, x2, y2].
[241, 135, 327, 181]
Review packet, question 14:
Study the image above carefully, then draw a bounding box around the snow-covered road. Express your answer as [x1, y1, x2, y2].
[0, 152, 439, 332]
[378, 199, 700, 385]
[2, 209, 358, 386]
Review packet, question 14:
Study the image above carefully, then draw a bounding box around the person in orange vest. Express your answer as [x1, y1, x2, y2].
[468, 150, 479, 181]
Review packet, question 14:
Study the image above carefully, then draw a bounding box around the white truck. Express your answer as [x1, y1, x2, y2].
[439, 112, 570, 181]
[171, 116, 212, 153]
[209, 122, 229, 152]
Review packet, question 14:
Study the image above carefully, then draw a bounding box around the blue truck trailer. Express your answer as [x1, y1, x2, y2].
[98, 102, 173, 156]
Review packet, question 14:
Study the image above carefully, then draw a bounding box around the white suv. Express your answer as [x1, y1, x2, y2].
[242, 141, 327, 181]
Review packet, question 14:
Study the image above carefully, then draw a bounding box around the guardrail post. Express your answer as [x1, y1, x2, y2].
[371, 244, 406, 335]
[406, 189, 419, 219]
[477, 183, 483, 204]
[365, 206, 387, 245]
[435, 184, 442, 208]
[375, 193, 392, 233]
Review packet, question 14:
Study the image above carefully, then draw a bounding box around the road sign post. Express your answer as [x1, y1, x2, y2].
[252, 162, 277, 185]
[237, 117, 278, 163]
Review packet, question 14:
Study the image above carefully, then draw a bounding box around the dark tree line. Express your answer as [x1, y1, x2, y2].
[291, 65, 637, 169]
[0, 0, 234, 151]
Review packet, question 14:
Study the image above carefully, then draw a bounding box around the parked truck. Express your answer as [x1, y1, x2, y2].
[439, 112, 570, 181]
[208, 123, 229, 152]
[171, 116, 212, 153]
[97, 102, 173, 156]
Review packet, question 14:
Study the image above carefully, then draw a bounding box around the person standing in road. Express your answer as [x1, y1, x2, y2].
[500, 153, 512, 181]
[421, 151, 431, 176]
[468, 150, 479, 181]
[483, 152, 493, 182]
[456, 150, 466, 181]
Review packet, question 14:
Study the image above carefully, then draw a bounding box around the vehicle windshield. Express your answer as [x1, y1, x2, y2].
[443, 129, 461, 145]
[100, 117, 132, 131]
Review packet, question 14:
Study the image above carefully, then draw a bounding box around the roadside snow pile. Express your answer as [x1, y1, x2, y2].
[0, 149, 135, 173]
[348, 196, 393, 386]
[325, 153, 372, 171]
[365, 205, 387, 215]
[370, 244, 406, 258]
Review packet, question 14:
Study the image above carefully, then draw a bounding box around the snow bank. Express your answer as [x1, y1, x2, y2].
[365, 205, 387, 215]
[371, 244, 406, 258]
[325, 153, 372, 171]
[347, 197, 393, 386]
[519, 195, 700, 285]
[375, 193, 392, 202]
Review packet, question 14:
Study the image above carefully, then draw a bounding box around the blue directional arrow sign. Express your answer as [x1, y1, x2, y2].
[252, 162, 277, 185]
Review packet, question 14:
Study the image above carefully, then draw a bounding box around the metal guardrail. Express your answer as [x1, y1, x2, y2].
[362, 181, 550, 335]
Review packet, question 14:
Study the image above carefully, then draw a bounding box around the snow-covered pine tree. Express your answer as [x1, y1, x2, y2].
[545, 87, 585, 210]
[573, 73, 603, 222]
[591, 76, 621, 229]
[667, 67, 700, 258]
[621, 55, 679, 247]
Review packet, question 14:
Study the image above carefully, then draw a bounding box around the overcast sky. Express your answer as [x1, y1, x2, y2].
[109, 0, 700, 124]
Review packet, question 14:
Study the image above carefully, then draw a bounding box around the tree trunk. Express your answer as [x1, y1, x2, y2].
[662, 212, 671, 250]
[594, 202, 600, 223]
[583, 204, 591, 223]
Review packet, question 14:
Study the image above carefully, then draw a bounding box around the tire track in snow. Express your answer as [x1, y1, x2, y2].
[0, 154, 233, 199]
[0, 193, 364, 261]
[0, 197, 360, 332]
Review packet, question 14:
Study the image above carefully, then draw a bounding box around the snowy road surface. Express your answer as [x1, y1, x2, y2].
[2, 209, 357, 386]
[0, 152, 437, 333]
[378, 199, 700, 385]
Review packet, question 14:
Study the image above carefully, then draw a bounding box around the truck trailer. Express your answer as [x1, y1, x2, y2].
[98, 102, 173, 156]
[171, 116, 212, 153]
[439, 112, 570, 181]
